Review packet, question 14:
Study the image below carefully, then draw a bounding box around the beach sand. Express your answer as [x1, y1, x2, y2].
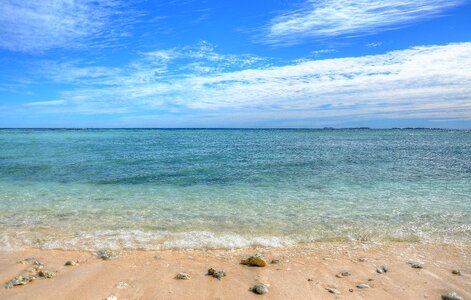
[0, 242, 469, 300]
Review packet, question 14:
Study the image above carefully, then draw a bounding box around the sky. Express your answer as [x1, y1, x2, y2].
[1, 0, 471, 128]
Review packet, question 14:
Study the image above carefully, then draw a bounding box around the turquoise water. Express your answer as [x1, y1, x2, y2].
[0, 129, 470, 250]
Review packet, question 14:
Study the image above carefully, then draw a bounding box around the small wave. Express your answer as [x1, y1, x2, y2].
[1, 230, 295, 251]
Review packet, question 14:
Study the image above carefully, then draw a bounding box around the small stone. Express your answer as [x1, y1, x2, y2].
[411, 263, 423, 269]
[336, 271, 351, 278]
[451, 270, 461, 276]
[271, 259, 280, 264]
[4, 276, 32, 289]
[326, 287, 340, 294]
[307, 278, 314, 281]
[358, 258, 366, 262]
[175, 273, 191, 280]
[356, 284, 370, 289]
[33, 261, 43, 266]
[37, 270, 56, 279]
[207, 268, 216, 276]
[349, 288, 354, 292]
[441, 292, 463, 300]
[408, 261, 424, 269]
[251, 283, 269, 295]
[213, 271, 226, 280]
[368, 278, 374, 282]
[105, 296, 118, 300]
[241, 254, 267, 267]
[376, 265, 388, 274]
[65, 260, 79, 266]
[96, 249, 114, 260]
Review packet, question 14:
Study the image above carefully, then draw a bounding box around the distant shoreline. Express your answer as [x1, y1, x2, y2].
[1, 127, 470, 130]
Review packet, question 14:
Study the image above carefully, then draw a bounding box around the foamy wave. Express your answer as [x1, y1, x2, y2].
[0, 230, 295, 251]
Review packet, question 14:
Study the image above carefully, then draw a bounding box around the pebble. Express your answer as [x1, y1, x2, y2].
[411, 263, 423, 269]
[175, 273, 191, 280]
[213, 271, 226, 280]
[358, 258, 367, 262]
[349, 288, 354, 292]
[37, 270, 56, 279]
[105, 295, 118, 300]
[336, 271, 351, 278]
[451, 270, 461, 276]
[65, 260, 79, 266]
[4, 276, 32, 289]
[271, 259, 280, 264]
[207, 268, 226, 280]
[356, 284, 370, 289]
[376, 265, 388, 274]
[326, 287, 340, 294]
[96, 249, 114, 260]
[441, 292, 463, 300]
[241, 254, 267, 267]
[251, 283, 269, 295]
[408, 261, 424, 269]
[207, 268, 216, 276]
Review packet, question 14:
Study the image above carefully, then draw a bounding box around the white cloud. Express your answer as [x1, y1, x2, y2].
[0, 0, 129, 52]
[24, 100, 66, 106]
[25, 42, 471, 125]
[263, 0, 464, 45]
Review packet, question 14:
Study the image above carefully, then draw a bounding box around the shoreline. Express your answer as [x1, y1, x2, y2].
[1, 242, 469, 299]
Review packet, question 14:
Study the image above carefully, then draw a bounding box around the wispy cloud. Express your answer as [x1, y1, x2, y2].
[24, 100, 66, 106]
[0, 0, 134, 52]
[23, 42, 471, 126]
[263, 0, 464, 45]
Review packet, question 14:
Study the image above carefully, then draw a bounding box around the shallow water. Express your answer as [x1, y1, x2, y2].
[0, 129, 470, 250]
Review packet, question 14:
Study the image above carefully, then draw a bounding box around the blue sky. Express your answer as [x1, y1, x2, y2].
[1, 0, 471, 128]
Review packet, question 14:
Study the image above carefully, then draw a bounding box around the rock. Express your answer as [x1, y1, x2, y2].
[358, 258, 366, 262]
[213, 271, 226, 280]
[349, 288, 354, 292]
[37, 270, 56, 279]
[207, 268, 225, 280]
[336, 271, 351, 278]
[451, 270, 461, 276]
[207, 268, 216, 276]
[411, 263, 423, 269]
[105, 296, 118, 300]
[368, 278, 374, 282]
[356, 284, 370, 289]
[33, 261, 43, 266]
[241, 254, 267, 267]
[441, 292, 463, 300]
[175, 273, 191, 280]
[271, 259, 280, 264]
[251, 283, 269, 295]
[307, 278, 314, 281]
[65, 260, 79, 266]
[326, 287, 340, 294]
[376, 265, 388, 274]
[4, 276, 32, 289]
[408, 261, 424, 269]
[96, 249, 114, 260]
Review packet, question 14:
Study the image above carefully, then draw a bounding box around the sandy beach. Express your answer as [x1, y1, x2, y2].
[0, 242, 469, 300]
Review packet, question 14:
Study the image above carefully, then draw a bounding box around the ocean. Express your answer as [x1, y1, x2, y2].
[0, 129, 470, 250]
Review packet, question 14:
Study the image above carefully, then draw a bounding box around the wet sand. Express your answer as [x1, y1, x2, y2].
[0, 242, 470, 300]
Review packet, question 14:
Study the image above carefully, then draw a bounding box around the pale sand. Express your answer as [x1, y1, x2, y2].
[0, 242, 470, 300]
